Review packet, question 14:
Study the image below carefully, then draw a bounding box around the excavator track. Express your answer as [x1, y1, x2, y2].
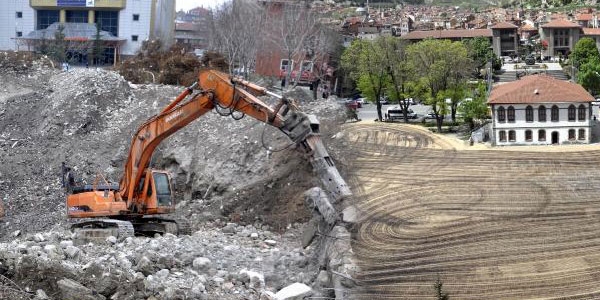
[129, 217, 192, 236]
[71, 219, 135, 242]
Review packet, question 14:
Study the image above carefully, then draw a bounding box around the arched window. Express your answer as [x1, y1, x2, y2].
[497, 106, 506, 123]
[507, 106, 515, 122]
[508, 130, 516, 142]
[538, 129, 546, 141]
[569, 129, 576, 140]
[538, 105, 546, 122]
[526, 106, 533, 122]
[579, 129, 586, 140]
[499, 130, 506, 142]
[578, 104, 587, 121]
[568, 104, 576, 121]
[525, 130, 532, 141]
[551, 105, 559, 122]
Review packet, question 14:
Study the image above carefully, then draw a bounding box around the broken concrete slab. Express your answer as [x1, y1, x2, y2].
[342, 205, 359, 224]
[57, 278, 106, 300]
[275, 282, 313, 300]
[304, 187, 337, 225]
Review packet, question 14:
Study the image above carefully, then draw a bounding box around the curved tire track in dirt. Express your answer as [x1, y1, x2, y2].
[345, 123, 600, 299]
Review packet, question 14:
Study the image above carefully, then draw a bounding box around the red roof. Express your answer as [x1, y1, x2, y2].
[583, 28, 600, 35]
[540, 19, 581, 28]
[491, 22, 518, 29]
[520, 23, 537, 31]
[488, 75, 594, 104]
[400, 29, 492, 40]
[576, 13, 593, 21]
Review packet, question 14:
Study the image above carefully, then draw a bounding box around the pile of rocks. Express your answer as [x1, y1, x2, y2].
[0, 221, 324, 300]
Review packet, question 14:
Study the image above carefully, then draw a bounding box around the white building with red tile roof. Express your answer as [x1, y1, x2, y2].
[488, 75, 594, 145]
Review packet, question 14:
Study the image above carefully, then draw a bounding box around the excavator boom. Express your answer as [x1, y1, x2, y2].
[66, 69, 351, 236]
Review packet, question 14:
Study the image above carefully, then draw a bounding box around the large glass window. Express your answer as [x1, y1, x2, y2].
[568, 104, 576, 121]
[95, 11, 119, 36]
[551, 105, 559, 122]
[538, 105, 546, 122]
[66, 10, 88, 23]
[37, 10, 60, 30]
[507, 106, 515, 122]
[578, 104, 587, 121]
[497, 106, 506, 123]
[526, 105, 533, 122]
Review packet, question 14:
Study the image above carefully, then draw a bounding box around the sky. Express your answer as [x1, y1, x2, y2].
[176, 0, 228, 11]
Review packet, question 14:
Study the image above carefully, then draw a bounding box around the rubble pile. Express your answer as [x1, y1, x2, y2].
[0, 222, 322, 300]
[0, 66, 355, 299]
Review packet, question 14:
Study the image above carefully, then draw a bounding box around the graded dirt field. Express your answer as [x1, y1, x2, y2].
[345, 122, 600, 299]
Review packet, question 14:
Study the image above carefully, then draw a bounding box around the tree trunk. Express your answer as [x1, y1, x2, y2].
[451, 107, 457, 123]
[436, 116, 443, 133]
[376, 101, 383, 121]
[402, 100, 409, 123]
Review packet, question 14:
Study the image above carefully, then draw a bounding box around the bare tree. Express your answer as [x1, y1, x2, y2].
[209, 0, 266, 78]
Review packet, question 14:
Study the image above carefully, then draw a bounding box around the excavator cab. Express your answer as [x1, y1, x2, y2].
[135, 170, 174, 214]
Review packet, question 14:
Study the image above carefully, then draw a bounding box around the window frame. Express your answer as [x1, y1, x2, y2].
[133, 14, 140, 21]
[525, 130, 532, 142]
[508, 130, 516, 142]
[578, 128, 586, 140]
[525, 105, 533, 122]
[568, 104, 576, 121]
[16, 31, 22, 37]
[578, 104, 586, 121]
[507, 106, 515, 123]
[551, 105, 559, 122]
[280, 59, 294, 71]
[568, 129, 576, 140]
[16, 12, 23, 18]
[131, 35, 139, 42]
[499, 130, 507, 142]
[538, 129, 546, 141]
[538, 105, 546, 122]
[497, 106, 506, 123]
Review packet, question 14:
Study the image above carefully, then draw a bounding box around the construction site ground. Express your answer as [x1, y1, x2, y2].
[0, 62, 350, 299]
[345, 121, 600, 299]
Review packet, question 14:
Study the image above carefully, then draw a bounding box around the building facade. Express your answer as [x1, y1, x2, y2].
[489, 75, 594, 146]
[540, 19, 582, 57]
[0, 0, 174, 57]
[491, 22, 519, 57]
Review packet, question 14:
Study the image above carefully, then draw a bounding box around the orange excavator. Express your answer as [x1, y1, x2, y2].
[64, 69, 351, 237]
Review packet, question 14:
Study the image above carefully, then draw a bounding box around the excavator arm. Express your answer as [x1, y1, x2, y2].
[119, 69, 351, 211]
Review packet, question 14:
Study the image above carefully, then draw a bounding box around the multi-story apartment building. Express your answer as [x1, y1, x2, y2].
[0, 0, 175, 62]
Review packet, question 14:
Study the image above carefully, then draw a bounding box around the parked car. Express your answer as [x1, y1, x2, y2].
[355, 97, 366, 106]
[501, 56, 514, 63]
[425, 112, 437, 119]
[385, 106, 418, 121]
[345, 99, 361, 109]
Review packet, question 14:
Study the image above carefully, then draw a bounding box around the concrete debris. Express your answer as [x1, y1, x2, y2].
[304, 187, 338, 225]
[342, 205, 359, 224]
[274, 282, 313, 300]
[0, 65, 353, 299]
[57, 278, 106, 300]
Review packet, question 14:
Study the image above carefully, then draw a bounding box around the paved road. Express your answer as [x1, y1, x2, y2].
[357, 103, 433, 121]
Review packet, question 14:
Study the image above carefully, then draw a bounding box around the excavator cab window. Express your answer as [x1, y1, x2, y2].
[153, 173, 171, 206]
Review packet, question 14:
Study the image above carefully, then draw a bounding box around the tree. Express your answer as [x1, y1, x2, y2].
[89, 23, 105, 66]
[578, 58, 600, 94]
[50, 24, 66, 63]
[210, 0, 267, 78]
[407, 38, 471, 132]
[463, 37, 494, 77]
[380, 37, 414, 123]
[571, 38, 600, 93]
[570, 37, 600, 68]
[459, 81, 489, 130]
[341, 38, 389, 121]
[434, 277, 449, 300]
